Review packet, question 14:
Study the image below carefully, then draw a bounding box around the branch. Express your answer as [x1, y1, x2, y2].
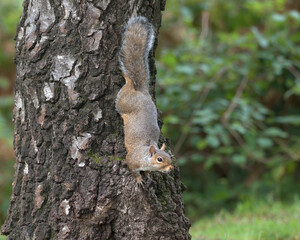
[222, 75, 248, 124]
[221, 76, 248, 146]
[199, 11, 210, 42]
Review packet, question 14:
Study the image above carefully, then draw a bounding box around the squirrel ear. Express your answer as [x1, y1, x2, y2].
[149, 145, 156, 156]
[160, 143, 166, 151]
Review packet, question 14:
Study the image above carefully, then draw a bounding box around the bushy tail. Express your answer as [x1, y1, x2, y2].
[119, 17, 154, 92]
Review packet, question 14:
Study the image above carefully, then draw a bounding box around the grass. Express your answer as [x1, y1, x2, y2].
[1, 199, 299, 240]
[190, 198, 300, 240]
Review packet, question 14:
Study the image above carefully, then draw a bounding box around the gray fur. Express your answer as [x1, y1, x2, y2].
[116, 17, 172, 183]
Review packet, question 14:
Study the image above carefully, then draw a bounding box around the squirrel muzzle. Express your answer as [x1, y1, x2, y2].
[160, 165, 174, 173]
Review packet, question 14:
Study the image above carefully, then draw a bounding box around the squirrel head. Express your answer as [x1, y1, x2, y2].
[149, 144, 173, 172]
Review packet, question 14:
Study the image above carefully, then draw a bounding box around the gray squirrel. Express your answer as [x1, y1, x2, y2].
[116, 17, 173, 184]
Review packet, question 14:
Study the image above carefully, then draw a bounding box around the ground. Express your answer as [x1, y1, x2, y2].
[190, 198, 300, 240]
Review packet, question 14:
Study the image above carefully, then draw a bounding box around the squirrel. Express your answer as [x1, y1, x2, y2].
[116, 17, 173, 184]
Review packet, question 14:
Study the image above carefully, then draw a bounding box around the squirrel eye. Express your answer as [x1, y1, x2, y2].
[157, 157, 163, 162]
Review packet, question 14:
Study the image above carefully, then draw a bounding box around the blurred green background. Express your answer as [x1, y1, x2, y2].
[0, 0, 21, 234]
[1, 0, 300, 239]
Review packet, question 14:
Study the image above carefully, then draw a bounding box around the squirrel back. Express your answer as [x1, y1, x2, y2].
[119, 17, 154, 92]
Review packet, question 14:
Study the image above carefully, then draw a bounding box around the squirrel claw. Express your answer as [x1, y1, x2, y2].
[137, 181, 144, 188]
[136, 177, 144, 187]
[135, 175, 146, 188]
[133, 172, 144, 186]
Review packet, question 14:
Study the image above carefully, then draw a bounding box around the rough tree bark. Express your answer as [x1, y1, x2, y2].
[1, 0, 191, 239]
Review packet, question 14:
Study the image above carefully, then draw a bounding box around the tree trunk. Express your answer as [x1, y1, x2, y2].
[1, 0, 191, 239]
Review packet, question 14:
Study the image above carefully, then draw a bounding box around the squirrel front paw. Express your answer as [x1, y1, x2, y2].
[132, 171, 144, 186]
[137, 178, 144, 188]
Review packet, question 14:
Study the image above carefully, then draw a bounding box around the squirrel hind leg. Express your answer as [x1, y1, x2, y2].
[116, 74, 145, 115]
[124, 74, 135, 89]
[115, 76, 136, 114]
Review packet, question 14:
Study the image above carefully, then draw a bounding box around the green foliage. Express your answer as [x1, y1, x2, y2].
[0, 0, 21, 228]
[0, 0, 22, 68]
[0, 0, 21, 146]
[0, 0, 22, 36]
[0, 94, 14, 146]
[157, 0, 300, 219]
[190, 198, 300, 240]
[0, 160, 14, 227]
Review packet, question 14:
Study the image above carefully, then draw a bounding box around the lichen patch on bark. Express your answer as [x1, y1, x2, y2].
[60, 199, 71, 216]
[43, 82, 54, 101]
[93, 108, 103, 121]
[52, 55, 76, 81]
[62, 0, 79, 20]
[26, 86, 39, 109]
[24, 162, 29, 175]
[25, 0, 55, 33]
[14, 91, 25, 123]
[71, 133, 92, 161]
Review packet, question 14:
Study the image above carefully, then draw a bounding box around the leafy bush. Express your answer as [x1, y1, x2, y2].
[0, 0, 22, 227]
[0, 94, 13, 146]
[0, 0, 21, 145]
[157, 0, 300, 220]
[0, 160, 14, 227]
